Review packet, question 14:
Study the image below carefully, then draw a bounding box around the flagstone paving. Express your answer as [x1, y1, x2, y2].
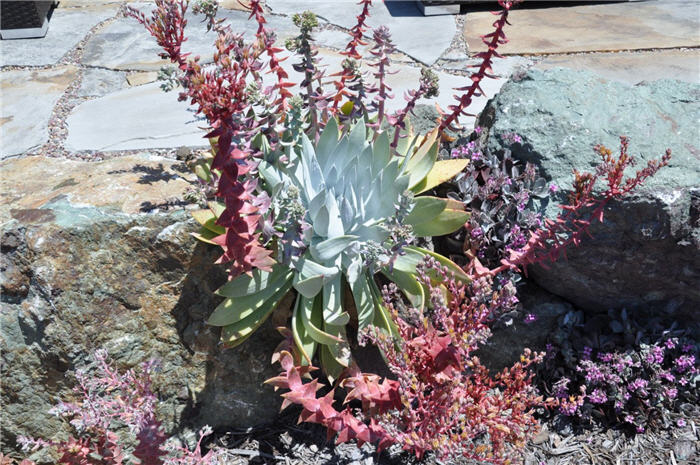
[464, 0, 700, 55]
[1, 0, 698, 160]
[533, 49, 700, 85]
[1, 66, 78, 158]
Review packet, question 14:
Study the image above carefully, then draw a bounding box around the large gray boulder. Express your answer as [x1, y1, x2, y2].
[479, 68, 699, 320]
[0, 155, 283, 455]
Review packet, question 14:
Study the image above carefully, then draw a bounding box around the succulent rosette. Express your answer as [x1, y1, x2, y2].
[197, 118, 469, 378]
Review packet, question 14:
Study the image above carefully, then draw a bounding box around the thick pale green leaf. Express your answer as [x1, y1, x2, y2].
[368, 278, 398, 338]
[317, 117, 340, 164]
[292, 295, 317, 365]
[220, 288, 291, 347]
[258, 160, 283, 192]
[309, 235, 358, 263]
[299, 295, 343, 345]
[292, 256, 339, 298]
[207, 201, 226, 218]
[208, 277, 292, 326]
[350, 273, 375, 330]
[404, 196, 447, 226]
[371, 132, 391, 176]
[405, 130, 439, 188]
[323, 276, 349, 326]
[320, 344, 345, 383]
[412, 209, 469, 237]
[191, 209, 225, 235]
[411, 158, 470, 194]
[216, 264, 292, 298]
[391, 247, 426, 274]
[323, 322, 351, 377]
[192, 159, 212, 183]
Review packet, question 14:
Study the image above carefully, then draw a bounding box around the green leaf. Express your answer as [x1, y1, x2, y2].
[258, 160, 283, 192]
[367, 278, 398, 338]
[322, 275, 349, 326]
[391, 247, 426, 274]
[299, 295, 343, 346]
[216, 264, 292, 298]
[405, 130, 438, 189]
[207, 201, 225, 218]
[320, 344, 345, 383]
[192, 229, 220, 245]
[208, 277, 293, 326]
[381, 267, 425, 310]
[220, 288, 292, 347]
[191, 209, 225, 235]
[412, 209, 469, 237]
[350, 273, 375, 330]
[404, 196, 447, 226]
[292, 256, 339, 298]
[191, 159, 212, 183]
[292, 294, 317, 365]
[309, 235, 358, 263]
[411, 158, 470, 194]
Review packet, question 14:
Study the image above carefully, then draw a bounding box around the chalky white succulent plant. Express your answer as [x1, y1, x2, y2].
[198, 118, 470, 378]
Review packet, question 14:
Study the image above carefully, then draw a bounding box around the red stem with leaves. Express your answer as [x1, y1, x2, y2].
[438, 0, 520, 133]
[486, 137, 672, 276]
[127, 0, 275, 277]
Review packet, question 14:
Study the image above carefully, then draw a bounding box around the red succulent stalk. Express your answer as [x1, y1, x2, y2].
[127, 1, 274, 277]
[488, 137, 671, 276]
[438, 0, 521, 133]
[329, 0, 373, 115]
[389, 68, 439, 150]
[343, 0, 372, 60]
[247, 0, 294, 114]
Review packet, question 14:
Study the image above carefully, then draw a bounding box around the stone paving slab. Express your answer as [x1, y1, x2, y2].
[64, 82, 208, 152]
[266, 0, 456, 65]
[534, 49, 700, 85]
[0, 5, 118, 67]
[1, 66, 78, 158]
[65, 45, 506, 153]
[77, 68, 128, 97]
[464, 0, 700, 55]
[82, 5, 299, 71]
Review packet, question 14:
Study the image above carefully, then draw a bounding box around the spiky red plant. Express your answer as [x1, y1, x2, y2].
[267, 258, 553, 462]
[438, 0, 522, 133]
[486, 137, 672, 276]
[127, 0, 275, 277]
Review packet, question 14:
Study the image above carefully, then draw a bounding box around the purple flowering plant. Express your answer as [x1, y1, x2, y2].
[546, 338, 698, 433]
[441, 133, 552, 287]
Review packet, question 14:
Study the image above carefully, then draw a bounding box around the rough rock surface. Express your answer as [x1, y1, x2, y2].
[0, 155, 283, 454]
[479, 68, 700, 318]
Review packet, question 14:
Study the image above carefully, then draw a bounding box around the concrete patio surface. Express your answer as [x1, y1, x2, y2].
[1, 0, 698, 159]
